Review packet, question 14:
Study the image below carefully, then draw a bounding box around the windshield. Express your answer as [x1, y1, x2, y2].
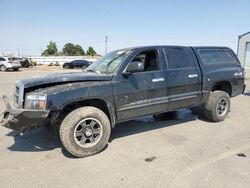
[85, 50, 131, 74]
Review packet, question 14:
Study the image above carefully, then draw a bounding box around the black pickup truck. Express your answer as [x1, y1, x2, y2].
[0, 46, 245, 157]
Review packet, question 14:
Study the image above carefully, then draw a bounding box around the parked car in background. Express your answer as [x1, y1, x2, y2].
[63, 59, 91, 69]
[0, 57, 21, 71]
[19, 58, 33, 68]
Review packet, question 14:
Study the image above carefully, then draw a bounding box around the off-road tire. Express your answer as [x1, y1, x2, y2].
[204, 91, 230, 122]
[59, 106, 111, 158]
[0, 65, 7, 72]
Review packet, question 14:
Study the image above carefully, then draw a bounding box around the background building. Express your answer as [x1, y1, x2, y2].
[238, 31, 250, 69]
[29, 56, 99, 66]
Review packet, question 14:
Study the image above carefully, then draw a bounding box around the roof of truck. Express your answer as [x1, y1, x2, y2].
[116, 45, 231, 52]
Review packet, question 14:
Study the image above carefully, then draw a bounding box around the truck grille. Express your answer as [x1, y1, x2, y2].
[14, 95, 19, 106]
[14, 86, 20, 107]
[14, 82, 24, 108]
[16, 86, 19, 94]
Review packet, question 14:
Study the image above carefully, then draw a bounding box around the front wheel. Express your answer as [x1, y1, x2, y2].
[59, 106, 111, 158]
[204, 91, 231, 122]
[0, 65, 7, 72]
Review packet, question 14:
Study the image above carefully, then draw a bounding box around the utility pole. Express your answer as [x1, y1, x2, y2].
[105, 35, 108, 55]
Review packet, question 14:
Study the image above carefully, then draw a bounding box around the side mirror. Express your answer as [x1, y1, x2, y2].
[125, 61, 144, 74]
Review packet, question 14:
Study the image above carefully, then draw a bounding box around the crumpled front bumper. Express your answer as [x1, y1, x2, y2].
[0, 96, 49, 131]
[0, 109, 49, 131]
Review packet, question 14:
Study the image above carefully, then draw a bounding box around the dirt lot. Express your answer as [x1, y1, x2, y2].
[0, 67, 250, 188]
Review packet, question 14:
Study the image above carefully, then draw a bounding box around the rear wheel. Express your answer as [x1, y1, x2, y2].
[13, 68, 19, 71]
[204, 91, 230, 122]
[0, 65, 7, 72]
[59, 106, 111, 158]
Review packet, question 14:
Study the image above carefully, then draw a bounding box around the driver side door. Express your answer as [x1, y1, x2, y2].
[113, 48, 168, 121]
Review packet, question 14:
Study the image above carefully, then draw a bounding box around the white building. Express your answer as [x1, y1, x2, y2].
[29, 56, 99, 65]
[237, 31, 250, 69]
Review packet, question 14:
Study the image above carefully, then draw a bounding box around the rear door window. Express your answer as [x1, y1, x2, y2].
[164, 47, 195, 69]
[198, 49, 236, 64]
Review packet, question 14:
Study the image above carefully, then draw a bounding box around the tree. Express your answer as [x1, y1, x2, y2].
[74, 44, 85, 55]
[62, 43, 85, 56]
[62, 43, 74, 56]
[56, 51, 64, 56]
[86, 46, 97, 56]
[41, 41, 58, 56]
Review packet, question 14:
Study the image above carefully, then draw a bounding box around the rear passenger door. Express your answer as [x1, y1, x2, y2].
[164, 47, 202, 110]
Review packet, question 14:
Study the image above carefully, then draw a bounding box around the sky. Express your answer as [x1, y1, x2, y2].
[0, 0, 250, 56]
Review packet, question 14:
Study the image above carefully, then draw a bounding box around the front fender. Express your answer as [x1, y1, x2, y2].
[43, 82, 116, 127]
[45, 82, 114, 110]
[46, 86, 89, 110]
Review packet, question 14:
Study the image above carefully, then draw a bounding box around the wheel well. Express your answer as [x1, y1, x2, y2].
[211, 81, 232, 96]
[60, 99, 112, 124]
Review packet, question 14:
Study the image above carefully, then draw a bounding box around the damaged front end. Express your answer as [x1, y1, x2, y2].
[0, 95, 49, 132]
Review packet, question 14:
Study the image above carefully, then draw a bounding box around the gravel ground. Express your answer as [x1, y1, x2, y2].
[0, 67, 250, 188]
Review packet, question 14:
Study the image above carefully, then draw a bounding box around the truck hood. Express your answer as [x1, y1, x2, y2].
[19, 72, 113, 88]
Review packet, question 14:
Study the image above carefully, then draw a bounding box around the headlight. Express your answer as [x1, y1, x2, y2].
[24, 94, 47, 110]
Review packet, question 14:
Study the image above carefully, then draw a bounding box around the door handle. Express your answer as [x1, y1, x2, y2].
[188, 74, 198, 78]
[152, 78, 165, 82]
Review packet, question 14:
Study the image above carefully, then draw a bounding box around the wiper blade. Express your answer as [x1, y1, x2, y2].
[85, 69, 101, 74]
[86, 69, 95, 72]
